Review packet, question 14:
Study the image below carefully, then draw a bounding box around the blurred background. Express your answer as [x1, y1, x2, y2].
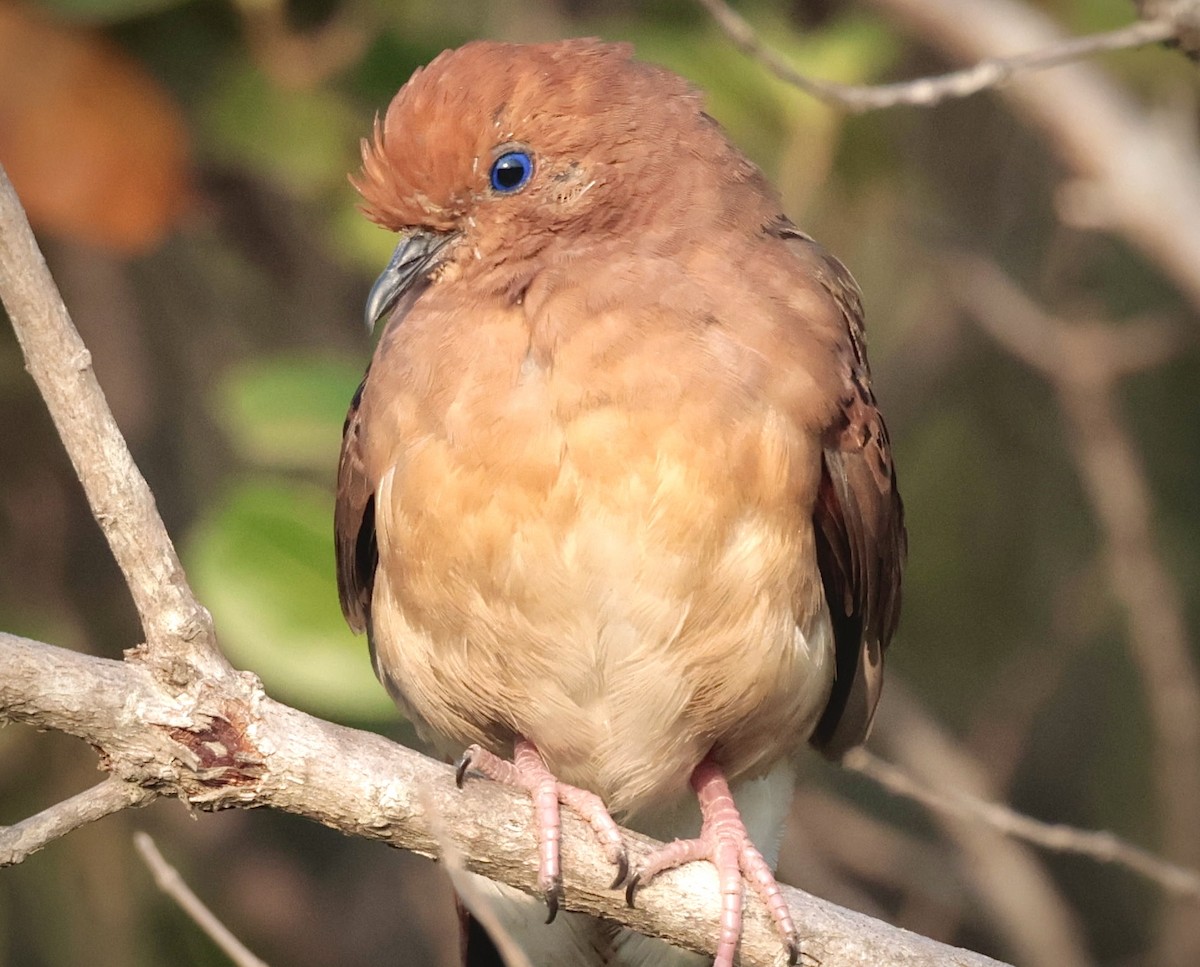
[1, 0, 1198, 965]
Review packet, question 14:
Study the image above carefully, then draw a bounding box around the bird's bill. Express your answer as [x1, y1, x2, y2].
[364, 229, 457, 331]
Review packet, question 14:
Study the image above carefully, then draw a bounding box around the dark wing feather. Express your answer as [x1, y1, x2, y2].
[771, 219, 907, 760]
[334, 368, 377, 634]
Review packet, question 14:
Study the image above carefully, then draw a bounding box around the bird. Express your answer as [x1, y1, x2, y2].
[335, 38, 905, 967]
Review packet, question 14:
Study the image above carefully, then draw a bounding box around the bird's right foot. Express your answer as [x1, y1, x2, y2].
[456, 739, 629, 921]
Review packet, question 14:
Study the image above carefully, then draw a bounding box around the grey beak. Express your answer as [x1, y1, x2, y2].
[364, 229, 457, 331]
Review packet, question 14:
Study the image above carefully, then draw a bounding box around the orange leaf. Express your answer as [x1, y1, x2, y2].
[0, 4, 191, 254]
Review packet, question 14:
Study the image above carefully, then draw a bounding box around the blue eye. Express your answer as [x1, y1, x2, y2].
[490, 151, 533, 192]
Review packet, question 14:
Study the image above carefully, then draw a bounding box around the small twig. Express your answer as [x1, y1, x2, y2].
[954, 255, 1200, 964]
[0, 777, 153, 867]
[875, 687, 1091, 967]
[949, 255, 1185, 382]
[1134, 0, 1200, 58]
[0, 164, 227, 679]
[134, 832, 270, 967]
[695, 0, 1178, 112]
[846, 749, 1200, 902]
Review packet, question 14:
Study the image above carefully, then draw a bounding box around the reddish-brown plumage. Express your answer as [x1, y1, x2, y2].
[337, 38, 905, 967]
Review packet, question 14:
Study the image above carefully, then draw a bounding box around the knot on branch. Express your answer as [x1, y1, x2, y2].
[1139, 0, 1200, 57]
[166, 707, 265, 806]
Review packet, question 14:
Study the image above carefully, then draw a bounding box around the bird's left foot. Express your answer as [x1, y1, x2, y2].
[626, 758, 799, 967]
[456, 739, 629, 921]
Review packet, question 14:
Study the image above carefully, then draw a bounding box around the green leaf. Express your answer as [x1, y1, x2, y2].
[186, 478, 395, 721]
[200, 63, 361, 198]
[213, 354, 365, 474]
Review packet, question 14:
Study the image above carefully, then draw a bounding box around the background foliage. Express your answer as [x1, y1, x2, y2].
[1, 0, 1197, 964]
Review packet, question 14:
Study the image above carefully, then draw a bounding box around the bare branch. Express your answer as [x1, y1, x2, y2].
[946, 256, 1186, 382]
[952, 255, 1200, 965]
[700, 0, 1200, 313]
[865, 0, 1200, 314]
[695, 0, 1177, 112]
[134, 833, 270, 967]
[847, 749, 1200, 902]
[0, 163, 227, 679]
[422, 786, 535, 967]
[1134, 1, 1200, 57]
[0, 630, 1008, 967]
[875, 687, 1091, 967]
[0, 777, 153, 867]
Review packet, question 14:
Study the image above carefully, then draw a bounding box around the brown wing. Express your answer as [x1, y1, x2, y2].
[771, 219, 906, 760]
[334, 367, 377, 634]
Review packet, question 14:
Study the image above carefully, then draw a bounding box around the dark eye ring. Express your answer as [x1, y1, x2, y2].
[490, 151, 533, 193]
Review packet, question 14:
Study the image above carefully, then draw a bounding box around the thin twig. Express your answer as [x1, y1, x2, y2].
[0, 777, 153, 867]
[134, 832, 270, 967]
[695, 0, 1177, 112]
[1134, 1, 1200, 57]
[0, 163, 226, 679]
[874, 687, 1091, 967]
[846, 749, 1200, 902]
[953, 254, 1200, 965]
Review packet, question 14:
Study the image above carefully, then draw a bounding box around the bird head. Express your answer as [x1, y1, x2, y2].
[353, 39, 764, 329]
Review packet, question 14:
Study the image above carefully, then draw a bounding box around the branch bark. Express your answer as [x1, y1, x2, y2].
[863, 0, 1200, 314]
[0, 777, 153, 867]
[0, 164, 227, 681]
[0, 631, 1007, 967]
[696, 0, 1178, 111]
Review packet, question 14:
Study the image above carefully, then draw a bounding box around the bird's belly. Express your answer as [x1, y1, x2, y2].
[369, 404, 833, 817]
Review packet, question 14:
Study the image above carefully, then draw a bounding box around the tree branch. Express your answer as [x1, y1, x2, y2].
[1134, 1, 1200, 56]
[134, 833, 270, 967]
[863, 0, 1200, 313]
[847, 748, 1200, 903]
[0, 630, 1007, 967]
[0, 777, 153, 867]
[695, 0, 1178, 111]
[0, 163, 226, 680]
[697, 0, 1200, 315]
[951, 254, 1200, 966]
[874, 687, 1091, 967]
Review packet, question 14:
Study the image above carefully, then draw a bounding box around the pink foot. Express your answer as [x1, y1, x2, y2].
[456, 739, 628, 921]
[626, 759, 799, 967]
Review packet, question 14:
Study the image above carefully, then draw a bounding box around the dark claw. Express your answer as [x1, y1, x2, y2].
[454, 750, 474, 788]
[544, 879, 563, 924]
[785, 936, 801, 966]
[608, 851, 630, 890]
[624, 871, 643, 908]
